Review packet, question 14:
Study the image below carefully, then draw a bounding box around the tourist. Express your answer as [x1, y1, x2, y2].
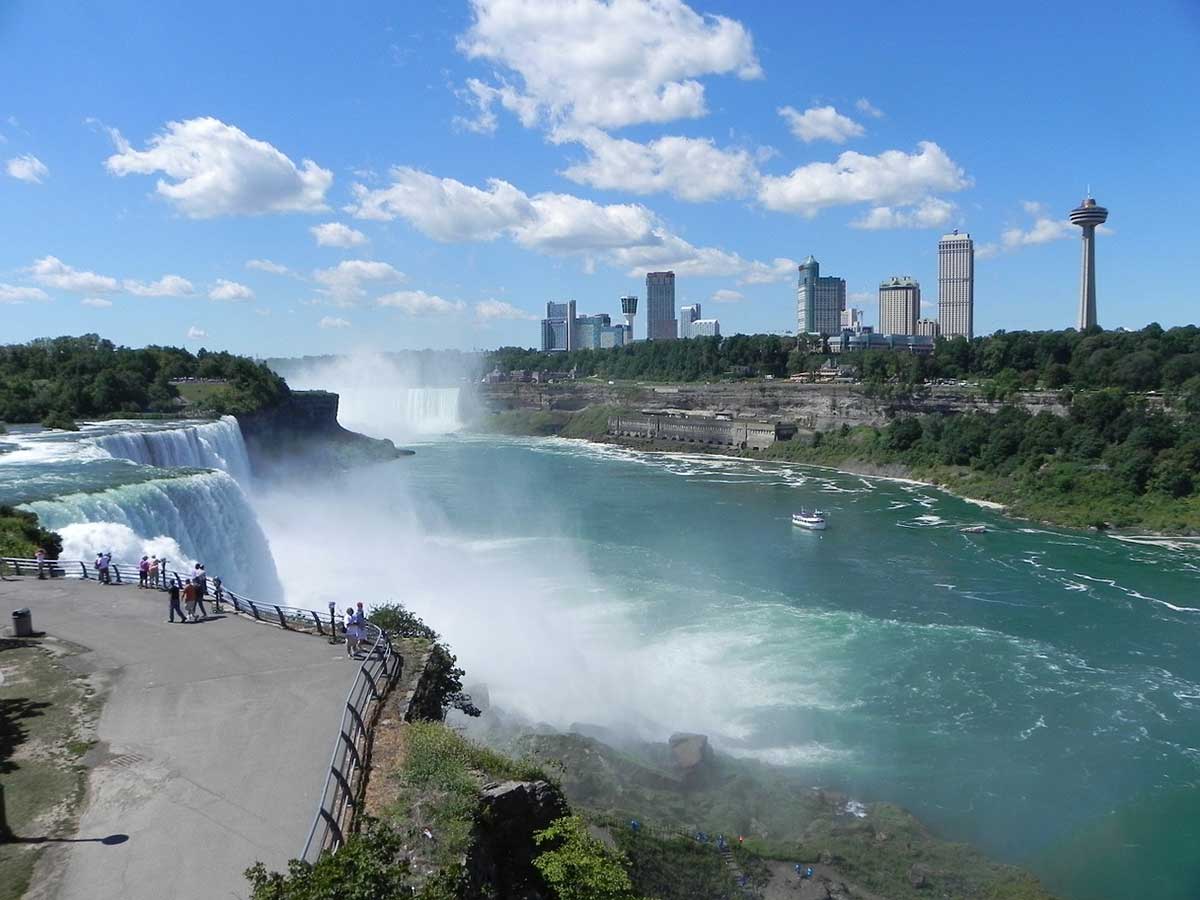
[138, 555, 149, 589]
[354, 602, 368, 652]
[191, 569, 209, 621]
[168, 579, 186, 623]
[99, 552, 111, 585]
[183, 578, 198, 622]
[212, 575, 223, 611]
[35, 547, 47, 579]
[344, 606, 361, 658]
[94, 553, 103, 583]
[148, 555, 159, 589]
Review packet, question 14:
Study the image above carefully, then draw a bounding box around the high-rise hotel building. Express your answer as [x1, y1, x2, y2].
[878, 276, 920, 335]
[797, 256, 845, 337]
[937, 231, 974, 339]
[646, 271, 677, 341]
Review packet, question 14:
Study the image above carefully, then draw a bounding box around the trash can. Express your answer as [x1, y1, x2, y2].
[11, 608, 32, 638]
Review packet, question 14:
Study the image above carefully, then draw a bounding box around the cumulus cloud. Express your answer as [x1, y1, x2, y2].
[124, 274, 195, 296]
[710, 288, 744, 303]
[350, 166, 795, 283]
[29, 256, 119, 293]
[103, 117, 332, 218]
[555, 127, 756, 201]
[319, 316, 351, 329]
[376, 289, 465, 316]
[81, 297, 113, 308]
[778, 105, 864, 144]
[851, 197, 956, 230]
[758, 141, 970, 216]
[186, 326, 207, 340]
[457, 0, 761, 130]
[856, 98, 885, 119]
[6, 154, 48, 183]
[313, 259, 405, 305]
[740, 257, 800, 285]
[246, 258, 291, 275]
[0, 283, 51, 303]
[475, 298, 538, 321]
[977, 201, 1079, 260]
[311, 221, 368, 247]
[208, 279, 254, 302]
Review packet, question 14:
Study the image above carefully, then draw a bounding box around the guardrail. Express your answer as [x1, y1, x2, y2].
[2, 555, 403, 864]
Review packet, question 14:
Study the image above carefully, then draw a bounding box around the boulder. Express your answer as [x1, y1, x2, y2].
[908, 862, 931, 889]
[463, 780, 569, 900]
[668, 732, 713, 771]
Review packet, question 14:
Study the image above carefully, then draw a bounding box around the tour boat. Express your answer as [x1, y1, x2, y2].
[792, 509, 827, 530]
[959, 524, 987, 534]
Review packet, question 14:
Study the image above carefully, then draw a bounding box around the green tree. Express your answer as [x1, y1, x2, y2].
[534, 816, 642, 900]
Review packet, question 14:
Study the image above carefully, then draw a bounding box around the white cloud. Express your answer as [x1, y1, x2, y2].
[348, 166, 532, 238]
[310, 221, 368, 247]
[457, 0, 761, 130]
[254, 307, 272, 317]
[104, 116, 332, 218]
[186, 326, 207, 340]
[856, 98, 884, 119]
[778, 105, 864, 144]
[313, 259, 405, 306]
[246, 258, 291, 275]
[851, 197, 956, 230]
[758, 141, 970, 216]
[514, 193, 658, 253]
[29, 256, 119, 293]
[81, 297, 112, 308]
[475, 298, 538, 321]
[319, 316, 351, 329]
[377, 290, 465, 316]
[124, 274, 195, 296]
[710, 288, 743, 303]
[978, 201, 1079, 260]
[555, 126, 756, 201]
[6, 154, 48, 183]
[0, 283, 50, 303]
[208, 279, 254, 302]
[740, 257, 800, 285]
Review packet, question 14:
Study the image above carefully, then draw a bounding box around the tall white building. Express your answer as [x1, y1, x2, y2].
[937, 231, 974, 339]
[878, 276, 920, 335]
[692, 318, 720, 337]
[678, 303, 701, 339]
[797, 256, 845, 337]
[915, 318, 941, 337]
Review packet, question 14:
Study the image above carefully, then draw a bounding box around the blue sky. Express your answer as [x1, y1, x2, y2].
[2, 0, 1198, 356]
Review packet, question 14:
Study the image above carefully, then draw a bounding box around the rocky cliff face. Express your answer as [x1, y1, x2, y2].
[236, 390, 408, 474]
[461, 780, 569, 900]
[479, 381, 1067, 430]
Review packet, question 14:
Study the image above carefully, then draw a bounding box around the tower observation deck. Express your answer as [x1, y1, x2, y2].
[1069, 197, 1108, 330]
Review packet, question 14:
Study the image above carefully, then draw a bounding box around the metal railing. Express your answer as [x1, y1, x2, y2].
[2, 555, 403, 864]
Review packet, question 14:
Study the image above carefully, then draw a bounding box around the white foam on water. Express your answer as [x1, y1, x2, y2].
[57, 522, 186, 567]
[92, 416, 252, 484]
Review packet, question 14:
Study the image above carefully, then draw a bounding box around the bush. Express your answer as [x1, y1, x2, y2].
[534, 815, 643, 900]
[40, 410, 79, 431]
[0, 506, 63, 559]
[369, 602, 439, 640]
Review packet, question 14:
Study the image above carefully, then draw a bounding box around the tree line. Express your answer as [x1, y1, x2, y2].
[0, 334, 289, 427]
[486, 325, 1200, 398]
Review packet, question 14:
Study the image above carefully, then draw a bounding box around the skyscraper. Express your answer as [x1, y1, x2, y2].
[678, 303, 701, 339]
[575, 313, 612, 349]
[646, 271, 676, 341]
[937, 231, 974, 339]
[796, 256, 845, 337]
[878, 276, 921, 335]
[541, 300, 576, 352]
[1069, 196, 1108, 330]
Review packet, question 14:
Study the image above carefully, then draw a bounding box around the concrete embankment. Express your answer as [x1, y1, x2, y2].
[7, 577, 359, 900]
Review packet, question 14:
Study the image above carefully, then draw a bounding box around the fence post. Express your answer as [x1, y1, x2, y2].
[112, 564, 122, 584]
[80, 561, 89, 579]
[310, 610, 325, 635]
[273, 605, 288, 629]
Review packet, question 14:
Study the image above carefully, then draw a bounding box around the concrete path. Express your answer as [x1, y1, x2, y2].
[5, 577, 355, 900]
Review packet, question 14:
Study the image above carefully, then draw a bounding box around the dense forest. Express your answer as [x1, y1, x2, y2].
[487, 325, 1200, 399]
[0, 335, 289, 426]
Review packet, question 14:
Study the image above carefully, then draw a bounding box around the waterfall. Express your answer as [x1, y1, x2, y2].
[403, 387, 462, 434]
[93, 416, 253, 485]
[22, 471, 282, 600]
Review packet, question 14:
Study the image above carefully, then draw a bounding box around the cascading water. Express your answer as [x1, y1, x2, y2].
[93, 416, 253, 485]
[402, 387, 461, 435]
[23, 470, 282, 600]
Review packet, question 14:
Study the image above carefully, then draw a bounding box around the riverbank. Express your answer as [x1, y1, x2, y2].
[474, 407, 1200, 537]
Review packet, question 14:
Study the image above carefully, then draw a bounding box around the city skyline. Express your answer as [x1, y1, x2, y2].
[1, 1, 1195, 355]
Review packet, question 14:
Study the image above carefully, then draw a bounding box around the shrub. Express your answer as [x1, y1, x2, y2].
[534, 815, 642, 900]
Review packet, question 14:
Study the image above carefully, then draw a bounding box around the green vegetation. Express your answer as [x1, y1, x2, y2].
[368, 603, 480, 717]
[0, 505, 62, 559]
[763, 388, 1200, 531]
[0, 334, 290, 423]
[478, 404, 622, 440]
[611, 828, 739, 900]
[533, 816, 643, 900]
[0, 640, 100, 900]
[487, 325, 1200, 398]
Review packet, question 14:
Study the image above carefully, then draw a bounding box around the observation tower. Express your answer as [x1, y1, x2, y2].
[1069, 196, 1108, 330]
[620, 295, 638, 342]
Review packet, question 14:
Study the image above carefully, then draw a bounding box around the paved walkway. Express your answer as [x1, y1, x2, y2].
[6, 577, 355, 900]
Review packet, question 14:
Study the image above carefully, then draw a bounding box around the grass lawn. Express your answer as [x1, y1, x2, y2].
[0, 637, 102, 900]
[172, 381, 228, 406]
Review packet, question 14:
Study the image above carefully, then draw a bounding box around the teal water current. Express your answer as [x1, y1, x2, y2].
[5, 421, 1199, 899]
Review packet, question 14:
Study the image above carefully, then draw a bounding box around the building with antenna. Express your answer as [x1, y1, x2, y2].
[1069, 196, 1109, 330]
